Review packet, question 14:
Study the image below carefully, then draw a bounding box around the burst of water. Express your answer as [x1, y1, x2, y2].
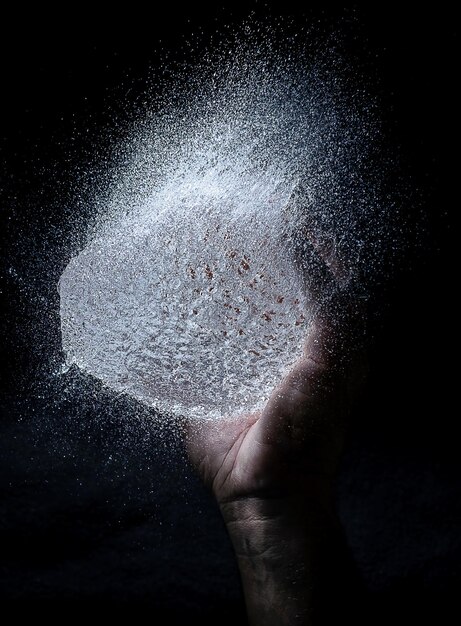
[58, 26, 389, 420]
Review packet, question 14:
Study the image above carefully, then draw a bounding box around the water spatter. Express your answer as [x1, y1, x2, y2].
[59, 29, 388, 420]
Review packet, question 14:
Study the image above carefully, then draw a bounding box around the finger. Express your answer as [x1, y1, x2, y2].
[255, 329, 341, 440]
[254, 303, 366, 452]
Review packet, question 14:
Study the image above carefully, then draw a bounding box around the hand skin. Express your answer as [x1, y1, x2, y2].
[188, 317, 366, 625]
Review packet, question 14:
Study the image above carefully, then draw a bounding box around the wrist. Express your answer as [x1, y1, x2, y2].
[221, 493, 340, 563]
[219, 475, 337, 536]
[219, 488, 356, 625]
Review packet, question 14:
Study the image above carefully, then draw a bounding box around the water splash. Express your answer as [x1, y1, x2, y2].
[59, 25, 390, 420]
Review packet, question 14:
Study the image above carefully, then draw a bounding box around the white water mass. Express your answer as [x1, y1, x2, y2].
[59, 29, 390, 419]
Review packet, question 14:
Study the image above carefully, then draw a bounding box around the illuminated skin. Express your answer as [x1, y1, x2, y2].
[188, 312, 366, 625]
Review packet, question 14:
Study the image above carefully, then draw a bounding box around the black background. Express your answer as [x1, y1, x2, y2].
[0, 3, 458, 624]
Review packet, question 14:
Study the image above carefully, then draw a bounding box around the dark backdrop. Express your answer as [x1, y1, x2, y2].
[0, 4, 458, 624]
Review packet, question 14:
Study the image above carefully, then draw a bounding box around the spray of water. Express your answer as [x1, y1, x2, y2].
[58, 25, 391, 420]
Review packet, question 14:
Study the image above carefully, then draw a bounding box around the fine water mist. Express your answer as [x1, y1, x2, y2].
[59, 25, 393, 420]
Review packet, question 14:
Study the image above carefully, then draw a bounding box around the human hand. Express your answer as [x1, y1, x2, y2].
[187, 306, 365, 625]
[187, 317, 355, 509]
